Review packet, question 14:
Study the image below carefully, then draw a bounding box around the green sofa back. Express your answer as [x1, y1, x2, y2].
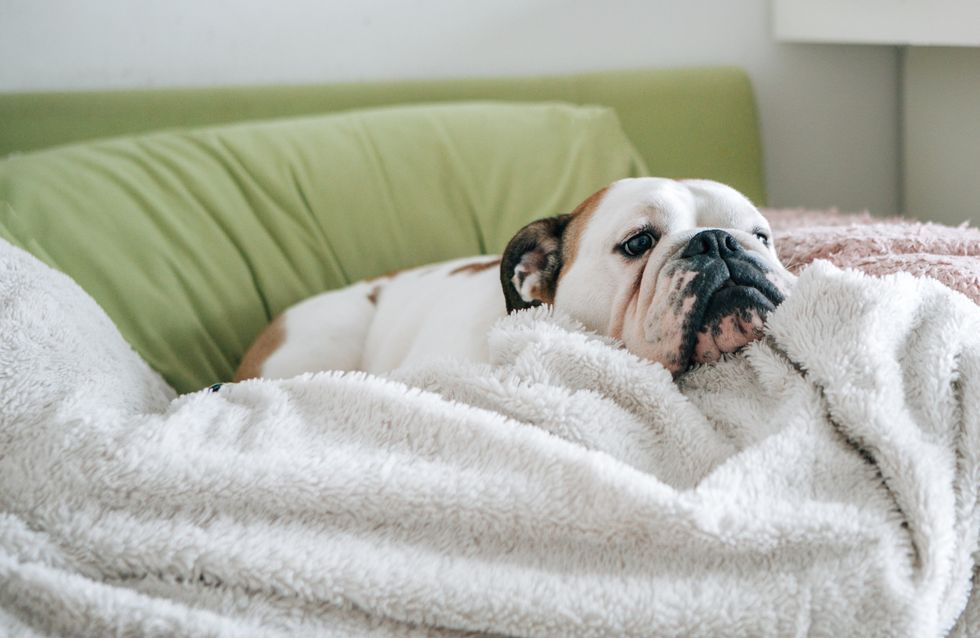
[0, 67, 765, 204]
[0, 102, 646, 393]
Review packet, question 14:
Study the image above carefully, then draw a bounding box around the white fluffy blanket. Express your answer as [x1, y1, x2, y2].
[1, 240, 978, 637]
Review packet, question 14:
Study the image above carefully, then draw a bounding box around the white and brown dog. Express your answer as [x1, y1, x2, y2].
[235, 177, 795, 381]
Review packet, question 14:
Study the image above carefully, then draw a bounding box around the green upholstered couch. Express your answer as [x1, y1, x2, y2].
[0, 67, 764, 393]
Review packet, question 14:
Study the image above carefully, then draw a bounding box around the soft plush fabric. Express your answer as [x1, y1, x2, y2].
[0, 102, 645, 393]
[1, 239, 977, 637]
[765, 208, 980, 303]
[0, 67, 767, 204]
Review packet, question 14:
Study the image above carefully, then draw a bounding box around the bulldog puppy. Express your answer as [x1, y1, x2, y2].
[235, 177, 795, 381]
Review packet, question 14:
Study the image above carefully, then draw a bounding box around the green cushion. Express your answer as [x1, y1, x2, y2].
[0, 67, 766, 205]
[0, 102, 646, 393]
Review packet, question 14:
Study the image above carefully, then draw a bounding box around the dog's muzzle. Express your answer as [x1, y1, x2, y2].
[676, 229, 785, 368]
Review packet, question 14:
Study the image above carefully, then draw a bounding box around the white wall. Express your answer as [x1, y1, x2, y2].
[903, 47, 980, 225]
[0, 0, 900, 213]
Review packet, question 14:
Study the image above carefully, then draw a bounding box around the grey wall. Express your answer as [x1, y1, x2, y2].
[0, 0, 901, 213]
[903, 47, 980, 225]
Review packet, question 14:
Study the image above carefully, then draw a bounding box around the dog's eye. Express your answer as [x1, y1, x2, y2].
[620, 232, 655, 257]
[754, 232, 770, 246]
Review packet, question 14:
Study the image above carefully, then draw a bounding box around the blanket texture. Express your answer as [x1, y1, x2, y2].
[765, 208, 980, 304]
[1, 238, 978, 637]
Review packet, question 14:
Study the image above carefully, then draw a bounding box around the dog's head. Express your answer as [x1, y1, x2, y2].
[501, 177, 795, 376]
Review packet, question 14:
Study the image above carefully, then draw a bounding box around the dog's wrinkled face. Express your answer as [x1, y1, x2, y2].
[501, 177, 795, 376]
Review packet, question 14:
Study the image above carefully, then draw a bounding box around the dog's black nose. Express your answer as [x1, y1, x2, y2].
[681, 229, 743, 259]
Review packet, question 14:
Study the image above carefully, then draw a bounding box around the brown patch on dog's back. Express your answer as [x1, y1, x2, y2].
[366, 264, 439, 283]
[560, 187, 609, 279]
[367, 285, 381, 305]
[449, 258, 501, 276]
[365, 268, 405, 283]
[234, 314, 286, 381]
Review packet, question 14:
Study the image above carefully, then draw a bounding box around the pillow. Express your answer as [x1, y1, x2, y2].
[0, 102, 646, 392]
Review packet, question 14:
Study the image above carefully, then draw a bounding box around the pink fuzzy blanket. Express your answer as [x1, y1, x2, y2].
[764, 208, 980, 304]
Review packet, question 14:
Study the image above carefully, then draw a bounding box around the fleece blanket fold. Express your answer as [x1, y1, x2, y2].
[0, 239, 977, 637]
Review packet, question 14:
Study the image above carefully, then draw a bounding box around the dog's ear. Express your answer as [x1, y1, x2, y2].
[499, 214, 572, 313]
